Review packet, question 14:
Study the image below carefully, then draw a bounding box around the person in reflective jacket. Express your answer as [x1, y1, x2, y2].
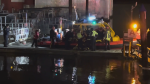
[3, 26, 10, 47]
[91, 28, 98, 51]
[103, 27, 111, 51]
[77, 30, 83, 50]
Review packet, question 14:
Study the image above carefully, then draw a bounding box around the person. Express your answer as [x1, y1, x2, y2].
[31, 29, 39, 48]
[103, 27, 111, 51]
[65, 28, 74, 50]
[77, 30, 83, 50]
[50, 26, 56, 48]
[86, 28, 91, 36]
[86, 28, 92, 49]
[91, 28, 98, 51]
[97, 28, 104, 40]
[3, 26, 10, 47]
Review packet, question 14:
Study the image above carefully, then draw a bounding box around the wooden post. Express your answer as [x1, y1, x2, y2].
[86, 0, 89, 18]
[140, 5, 148, 67]
[123, 44, 125, 56]
[128, 41, 131, 57]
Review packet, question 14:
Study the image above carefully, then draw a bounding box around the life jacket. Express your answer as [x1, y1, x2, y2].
[77, 32, 82, 39]
[106, 31, 111, 41]
[91, 30, 98, 37]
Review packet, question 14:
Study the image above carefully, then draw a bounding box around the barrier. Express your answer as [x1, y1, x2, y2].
[12, 28, 29, 42]
[123, 38, 132, 57]
[123, 32, 133, 57]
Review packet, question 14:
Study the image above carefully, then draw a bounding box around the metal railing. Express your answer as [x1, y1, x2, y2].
[11, 19, 32, 23]
[0, 23, 31, 30]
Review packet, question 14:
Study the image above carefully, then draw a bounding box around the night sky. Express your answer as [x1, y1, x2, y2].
[112, 0, 150, 37]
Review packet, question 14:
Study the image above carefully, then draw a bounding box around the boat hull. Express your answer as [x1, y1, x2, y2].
[37, 39, 137, 49]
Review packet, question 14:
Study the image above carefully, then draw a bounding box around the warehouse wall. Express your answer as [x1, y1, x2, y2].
[1, 0, 34, 12]
[35, 0, 113, 19]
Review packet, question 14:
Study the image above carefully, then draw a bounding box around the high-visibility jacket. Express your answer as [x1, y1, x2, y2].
[91, 30, 98, 37]
[104, 30, 111, 41]
[77, 32, 82, 39]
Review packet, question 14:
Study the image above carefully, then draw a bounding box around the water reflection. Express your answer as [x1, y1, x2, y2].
[0, 56, 3, 71]
[12, 56, 29, 71]
[88, 74, 96, 84]
[72, 67, 77, 83]
[15, 57, 29, 65]
[0, 56, 147, 84]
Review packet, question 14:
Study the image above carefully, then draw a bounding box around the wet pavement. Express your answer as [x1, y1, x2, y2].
[0, 55, 150, 84]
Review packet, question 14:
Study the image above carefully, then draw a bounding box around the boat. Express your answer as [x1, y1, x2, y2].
[37, 20, 137, 49]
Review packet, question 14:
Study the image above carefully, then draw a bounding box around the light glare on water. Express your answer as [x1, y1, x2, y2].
[0, 56, 148, 84]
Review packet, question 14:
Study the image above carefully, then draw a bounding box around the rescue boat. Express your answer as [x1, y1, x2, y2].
[37, 21, 138, 49]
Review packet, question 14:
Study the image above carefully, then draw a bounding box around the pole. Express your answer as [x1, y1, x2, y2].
[86, 0, 89, 18]
[131, 7, 133, 21]
[131, 2, 137, 22]
[69, 0, 72, 28]
[26, 13, 27, 27]
[108, 0, 110, 19]
[69, 0, 72, 20]
[140, 5, 148, 68]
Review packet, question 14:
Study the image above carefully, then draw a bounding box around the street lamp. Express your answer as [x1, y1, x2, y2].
[131, 2, 137, 21]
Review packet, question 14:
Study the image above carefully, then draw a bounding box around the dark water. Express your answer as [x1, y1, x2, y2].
[0, 56, 149, 84]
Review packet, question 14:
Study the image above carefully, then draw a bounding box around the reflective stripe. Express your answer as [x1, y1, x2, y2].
[77, 33, 82, 39]
[106, 31, 111, 41]
[92, 31, 98, 37]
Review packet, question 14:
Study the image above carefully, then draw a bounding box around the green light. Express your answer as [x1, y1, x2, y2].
[92, 21, 96, 25]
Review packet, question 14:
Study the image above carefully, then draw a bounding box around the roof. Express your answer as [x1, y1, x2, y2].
[0, 14, 8, 16]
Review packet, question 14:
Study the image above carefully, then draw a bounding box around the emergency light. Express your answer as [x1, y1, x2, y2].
[88, 16, 96, 21]
[92, 21, 97, 25]
[133, 24, 137, 29]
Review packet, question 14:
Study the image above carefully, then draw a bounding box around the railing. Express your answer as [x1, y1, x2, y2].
[11, 19, 32, 23]
[135, 44, 150, 62]
[0, 23, 31, 30]
[136, 44, 150, 56]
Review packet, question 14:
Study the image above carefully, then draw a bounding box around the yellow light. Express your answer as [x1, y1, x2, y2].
[11, 66, 13, 69]
[133, 24, 137, 28]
